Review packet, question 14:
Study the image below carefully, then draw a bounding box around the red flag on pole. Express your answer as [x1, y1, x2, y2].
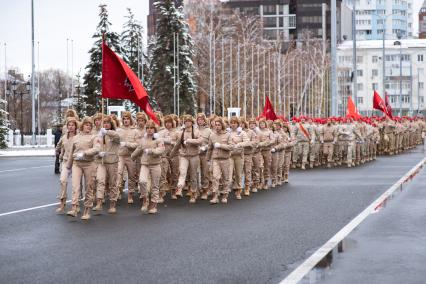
[346, 96, 362, 119]
[258, 96, 277, 121]
[384, 93, 393, 118]
[373, 91, 391, 117]
[101, 41, 159, 124]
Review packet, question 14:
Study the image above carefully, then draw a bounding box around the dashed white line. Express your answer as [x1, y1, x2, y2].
[0, 165, 52, 173]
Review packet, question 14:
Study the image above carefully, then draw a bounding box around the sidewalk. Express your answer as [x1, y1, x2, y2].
[323, 164, 426, 284]
[0, 146, 55, 157]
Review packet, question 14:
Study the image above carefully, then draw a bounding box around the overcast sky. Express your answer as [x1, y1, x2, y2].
[0, 0, 149, 77]
[0, 0, 424, 78]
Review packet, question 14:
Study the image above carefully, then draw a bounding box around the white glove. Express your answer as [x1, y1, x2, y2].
[255, 127, 260, 132]
[271, 148, 276, 153]
[74, 152, 84, 160]
[181, 125, 185, 130]
[237, 127, 242, 134]
[98, 151, 106, 158]
[153, 133, 159, 139]
[183, 140, 187, 145]
[226, 127, 231, 133]
[100, 128, 107, 136]
[214, 142, 221, 149]
[120, 142, 127, 147]
[200, 146, 207, 152]
[144, 149, 151, 154]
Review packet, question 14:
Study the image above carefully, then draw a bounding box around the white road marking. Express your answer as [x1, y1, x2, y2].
[0, 165, 52, 173]
[280, 157, 426, 284]
[0, 189, 129, 217]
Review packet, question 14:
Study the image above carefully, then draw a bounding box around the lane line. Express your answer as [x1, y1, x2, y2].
[0, 165, 52, 173]
[0, 189, 129, 217]
[280, 156, 426, 284]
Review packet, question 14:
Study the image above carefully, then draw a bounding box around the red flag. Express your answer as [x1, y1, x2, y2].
[101, 41, 159, 124]
[384, 93, 393, 118]
[373, 91, 391, 117]
[346, 96, 362, 119]
[258, 96, 277, 121]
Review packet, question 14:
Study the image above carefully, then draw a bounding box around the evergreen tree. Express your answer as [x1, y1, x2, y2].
[0, 111, 8, 149]
[149, 0, 197, 115]
[82, 4, 121, 116]
[121, 8, 149, 114]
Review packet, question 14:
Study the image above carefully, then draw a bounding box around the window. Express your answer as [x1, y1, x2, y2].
[357, 70, 363, 77]
[357, 97, 364, 104]
[372, 56, 378, 63]
[357, 83, 363, 91]
[420, 96, 424, 104]
[372, 83, 379, 90]
[419, 82, 424, 89]
[418, 54, 424, 62]
[372, 69, 378, 76]
[402, 95, 410, 103]
[391, 96, 398, 103]
[263, 5, 276, 15]
[357, 56, 363, 63]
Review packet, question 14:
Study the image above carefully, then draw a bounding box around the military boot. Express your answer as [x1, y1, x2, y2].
[284, 174, 289, 183]
[210, 193, 219, 204]
[127, 193, 134, 204]
[301, 163, 306, 170]
[189, 192, 197, 203]
[66, 205, 78, 217]
[235, 189, 242, 200]
[55, 199, 66, 214]
[157, 191, 165, 204]
[252, 184, 258, 193]
[148, 202, 158, 214]
[175, 186, 183, 198]
[200, 190, 208, 200]
[244, 186, 250, 196]
[108, 201, 117, 214]
[140, 198, 149, 213]
[221, 193, 228, 204]
[80, 207, 91, 220]
[93, 198, 103, 212]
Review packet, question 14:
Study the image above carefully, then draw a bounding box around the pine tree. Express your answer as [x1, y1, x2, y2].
[0, 111, 8, 149]
[82, 4, 121, 116]
[149, 0, 197, 115]
[121, 8, 150, 114]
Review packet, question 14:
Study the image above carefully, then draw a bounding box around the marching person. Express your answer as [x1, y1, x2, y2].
[116, 111, 139, 204]
[257, 118, 274, 189]
[320, 118, 338, 168]
[170, 115, 202, 203]
[229, 117, 249, 199]
[248, 118, 262, 193]
[93, 115, 120, 214]
[197, 113, 212, 200]
[241, 119, 256, 196]
[131, 121, 165, 214]
[158, 115, 179, 202]
[55, 117, 78, 213]
[281, 121, 294, 183]
[292, 117, 314, 170]
[66, 117, 99, 220]
[207, 117, 233, 204]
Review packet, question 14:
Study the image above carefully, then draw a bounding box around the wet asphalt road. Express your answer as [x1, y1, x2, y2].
[0, 148, 425, 284]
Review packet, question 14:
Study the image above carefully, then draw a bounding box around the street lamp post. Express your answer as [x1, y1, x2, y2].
[20, 82, 31, 145]
[394, 34, 403, 116]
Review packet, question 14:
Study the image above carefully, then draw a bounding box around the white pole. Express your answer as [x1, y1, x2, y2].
[331, 0, 338, 116]
[173, 33, 176, 114]
[71, 39, 74, 108]
[141, 36, 144, 83]
[66, 38, 69, 101]
[251, 45, 254, 117]
[230, 39, 233, 108]
[37, 41, 40, 144]
[257, 45, 260, 116]
[3, 43, 6, 107]
[177, 33, 180, 116]
[213, 33, 216, 114]
[268, 50, 271, 103]
[237, 41, 240, 110]
[263, 49, 266, 107]
[221, 37, 225, 117]
[31, 0, 36, 145]
[243, 42, 247, 118]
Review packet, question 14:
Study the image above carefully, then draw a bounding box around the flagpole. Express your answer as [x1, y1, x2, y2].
[221, 37, 224, 117]
[251, 44, 254, 118]
[237, 40, 240, 110]
[177, 33, 180, 116]
[230, 38, 233, 108]
[173, 33, 176, 114]
[213, 33, 216, 114]
[257, 45, 260, 117]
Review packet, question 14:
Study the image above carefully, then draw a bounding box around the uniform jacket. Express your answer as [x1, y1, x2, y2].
[131, 135, 165, 166]
[207, 130, 233, 160]
[66, 132, 99, 168]
[171, 127, 203, 157]
[117, 126, 139, 156]
[95, 130, 120, 164]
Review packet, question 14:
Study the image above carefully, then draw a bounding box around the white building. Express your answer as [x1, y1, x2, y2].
[352, 0, 413, 40]
[337, 39, 426, 116]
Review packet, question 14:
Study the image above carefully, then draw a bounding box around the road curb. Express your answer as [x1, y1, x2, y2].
[280, 156, 426, 284]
